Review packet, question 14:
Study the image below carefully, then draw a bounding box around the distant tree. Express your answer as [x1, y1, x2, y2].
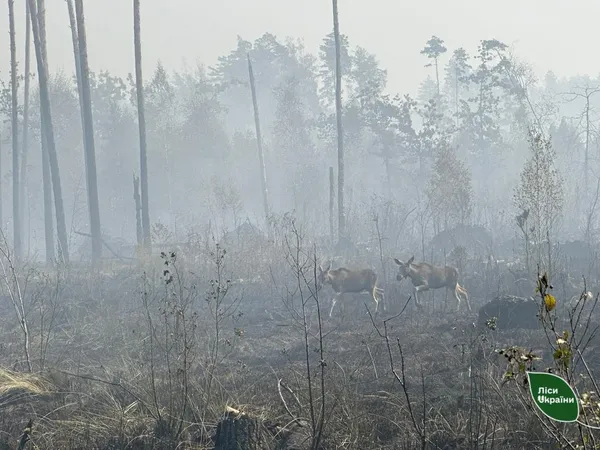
[513, 128, 564, 274]
[273, 75, 319, 214]
[421, 35, 447, 97]
[273, 76, 313, 155]
[561, 84, 600, 198]
[211, 33, 306, 132]
[417, 75, 438, 104]
[144, 63, 178, 224]
[283, 37, 321, 116]
[443, 48, 471, 125]
[351, 46, 387, 104]
[86, 71, 137, 235]
[360, 94, 402, 193]
[318, 39, 388, 179]
[417, 98, 452, 176]
[319, 30, 352, 109]
[90, 71, 133, 146]
[454, 39, 515, 199]
[175, 66, 230, 160]
[426, 143, 472, 233]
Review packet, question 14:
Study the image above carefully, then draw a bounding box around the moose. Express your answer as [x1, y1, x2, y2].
[318, 262, 384, 317]
[393, 256, 471, 312]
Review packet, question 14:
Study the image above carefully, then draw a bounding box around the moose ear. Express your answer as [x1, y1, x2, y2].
[407, 256, 415, 265]
[393, 258, 402, 266]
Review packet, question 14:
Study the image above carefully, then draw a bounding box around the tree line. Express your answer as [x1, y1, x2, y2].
[0, 1, 598, 266]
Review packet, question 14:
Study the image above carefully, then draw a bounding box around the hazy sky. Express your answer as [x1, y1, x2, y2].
[1, 0, 599, 97]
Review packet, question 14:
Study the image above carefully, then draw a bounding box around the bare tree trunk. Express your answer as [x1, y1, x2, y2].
[329, 166, 334, 246]
[133, 173, 142, 246]
[29, 0, 69, 264]
[66, 0, 85, 159]
[246, 54, 270, 226]
[28, 0, 53, 264]
[8, 0, 21, 262]
[20, 0, 31, 255]
[41, 131, 54, 264]
[74, 0, 102, 268]
[133, 0, 151, 253]
[332, 0, 345, 243]
[585, 94, 590, 199]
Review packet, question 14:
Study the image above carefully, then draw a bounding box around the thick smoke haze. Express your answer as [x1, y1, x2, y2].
[1, 0, 600, 98]
[3, 1, 600, 447]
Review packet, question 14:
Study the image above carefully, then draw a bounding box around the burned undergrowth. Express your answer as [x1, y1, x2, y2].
[0, 218, 597, 450]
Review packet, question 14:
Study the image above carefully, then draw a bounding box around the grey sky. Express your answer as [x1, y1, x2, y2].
[1, 0, 599, 96]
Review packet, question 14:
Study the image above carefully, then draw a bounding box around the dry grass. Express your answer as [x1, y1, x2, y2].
[0, 237, 597, 449]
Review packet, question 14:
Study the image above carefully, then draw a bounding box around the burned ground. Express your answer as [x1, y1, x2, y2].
[0, 229, 598, 450]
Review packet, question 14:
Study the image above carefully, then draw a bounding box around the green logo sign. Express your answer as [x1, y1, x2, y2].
[526, 371, 579, 422]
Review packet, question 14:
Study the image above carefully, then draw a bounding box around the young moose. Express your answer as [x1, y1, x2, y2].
[394, 256, 471, 311]
[318, 262, 384, 317]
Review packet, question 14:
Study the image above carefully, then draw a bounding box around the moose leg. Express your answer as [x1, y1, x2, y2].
[414, 284, 429, 308]
[371, 286, 381, 313]
[452, 285, 462, 311]
[376, 288, 385, 312]
[329, 292, 342, 318]
[457, 284, 471, 311]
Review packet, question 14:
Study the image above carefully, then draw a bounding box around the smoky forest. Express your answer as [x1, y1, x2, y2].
[1, 1, 600, 449]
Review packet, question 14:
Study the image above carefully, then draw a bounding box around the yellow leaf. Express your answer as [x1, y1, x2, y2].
[544, 294, 556, 312]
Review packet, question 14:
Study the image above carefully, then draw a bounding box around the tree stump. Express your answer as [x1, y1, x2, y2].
[213, 406, 274, 450]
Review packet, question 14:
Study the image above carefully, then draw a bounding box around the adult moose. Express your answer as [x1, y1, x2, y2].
[318, 262, 384, 317]
[394, 256, 471, 312]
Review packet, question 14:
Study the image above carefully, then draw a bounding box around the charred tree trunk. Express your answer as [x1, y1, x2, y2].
[133, 173, 142, 246]
[8, 0, 22, 261]
[332, 0, 345, 244]
[74, 0, 102, 268]
[20, 0, 31, 254]
[329, 166, 334, 246]
[133, 0, 151, 253]
[30, 0, 68, 264]
[247, 54, 270, 225]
